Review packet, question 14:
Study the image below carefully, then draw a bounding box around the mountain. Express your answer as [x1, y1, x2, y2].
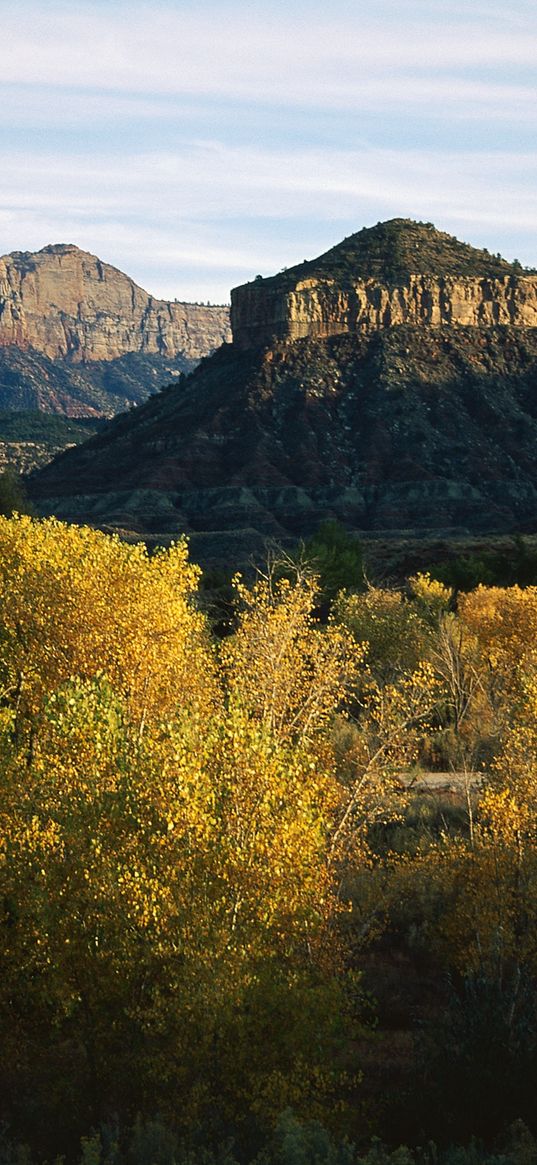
[231, 218, 537, 349]
[0, 243, 230, 365]
[256, 218, 527, 286]
[0, 243, 231, 417]
[29, 220, 537, 566]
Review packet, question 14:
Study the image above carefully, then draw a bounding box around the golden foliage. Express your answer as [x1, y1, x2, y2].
[333, 585, 431, 684]
[0, 514, 217, 727]
[459, 584, 537, 692]
[0, 519, 363, 1129]
[223, 571, 363, 744]
[7, 519, 537, 1139]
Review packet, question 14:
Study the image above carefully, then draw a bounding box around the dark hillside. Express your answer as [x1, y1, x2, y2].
[29, 326, 537, 564]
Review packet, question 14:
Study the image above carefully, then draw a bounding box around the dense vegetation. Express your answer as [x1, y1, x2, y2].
[2, 517, 537, 1162]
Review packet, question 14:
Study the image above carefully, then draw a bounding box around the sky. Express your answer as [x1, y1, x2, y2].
[1, 0, 536, 304]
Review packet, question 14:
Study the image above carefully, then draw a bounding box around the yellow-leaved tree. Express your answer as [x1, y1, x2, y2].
[332, 584, 442, 859]
[397, 586, 537, 999]
[0, 522, 365, 1145]
[0, 514, 218, 731]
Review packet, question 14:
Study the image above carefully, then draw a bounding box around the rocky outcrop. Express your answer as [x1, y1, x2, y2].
[0, 244, 231, 363]
[231, 272, 537, 349]
[231, 218, 537, 349]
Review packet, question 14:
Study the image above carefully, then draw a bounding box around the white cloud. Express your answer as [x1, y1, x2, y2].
[1, 3, 536, 109]
[1, 141, 536, 301]
[1, 73, 535, 134]
[1, 0, 536, 299]
[2, 142, 536, 219]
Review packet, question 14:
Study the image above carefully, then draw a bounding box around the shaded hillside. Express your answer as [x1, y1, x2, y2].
[0, 347, 194, 469]
[29, 325, 537, 566]
[0, 346, 195, 417]
[0, 411, 103, 474]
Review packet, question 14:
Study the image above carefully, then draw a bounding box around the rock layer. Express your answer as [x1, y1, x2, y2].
[231, 218, 537, 349]
[231, 273, 537, 349]
[0, 244, 231, 363]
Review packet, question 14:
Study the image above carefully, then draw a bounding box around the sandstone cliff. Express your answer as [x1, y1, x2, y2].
[231, 219, 536, 349]
[0, 244, 231, 363]
[231, 272, 537, 349]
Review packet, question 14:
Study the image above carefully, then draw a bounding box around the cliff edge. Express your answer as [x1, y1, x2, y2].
[231, 219, 537, 349]
[0, 243, 231, 363]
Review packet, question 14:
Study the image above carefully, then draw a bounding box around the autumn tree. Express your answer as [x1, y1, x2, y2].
[0, 514, 218, 731]
[0, 523, 364, 1147]
[332, 582, 442, 862]
[333, 584, 433, 686]
[459, 584, 537, 707]
[222, 567, 362, 745]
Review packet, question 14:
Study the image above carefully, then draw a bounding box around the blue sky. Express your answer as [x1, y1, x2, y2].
[1, 0, 536, 303]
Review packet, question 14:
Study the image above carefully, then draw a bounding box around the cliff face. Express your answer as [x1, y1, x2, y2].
[231, 273, 537, 349]
[231, 218, 537, 349]
[0, 244, 231, 363]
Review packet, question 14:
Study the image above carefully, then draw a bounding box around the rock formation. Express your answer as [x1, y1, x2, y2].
[0, 243, 230, 363]
[232, 271, 537, 349]
[231, 219, 537, 348]
[29, 220, 537, 566]
[0, 244, 231, 430]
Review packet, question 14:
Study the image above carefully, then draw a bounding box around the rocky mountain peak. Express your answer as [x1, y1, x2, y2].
[0, 243, 231, 364]
[231, 219, 537, 350]
[38, 243, 86, 256]
[280, 218, 528, 286]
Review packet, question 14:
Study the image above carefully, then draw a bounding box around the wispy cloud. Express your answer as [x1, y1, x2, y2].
[1, 3, 536, 106]
[2, 142, 536, 218]
[1, 141, 536, 300]
[1, 0, 536, 299]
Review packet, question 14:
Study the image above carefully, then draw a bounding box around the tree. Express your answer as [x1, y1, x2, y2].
[0, 469, 34, 517]
[0, 514, 217, 729]
[0, 526, 362, 1145]
[334, 584, 432, 686]
[222, 567, 362, 745]
[302, 521, 365, 610]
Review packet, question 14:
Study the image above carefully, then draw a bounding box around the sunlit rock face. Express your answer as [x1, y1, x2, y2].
[0, 243, 231, 363]
[231, 218, 537, 349]
[231, 273, 537, 349]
